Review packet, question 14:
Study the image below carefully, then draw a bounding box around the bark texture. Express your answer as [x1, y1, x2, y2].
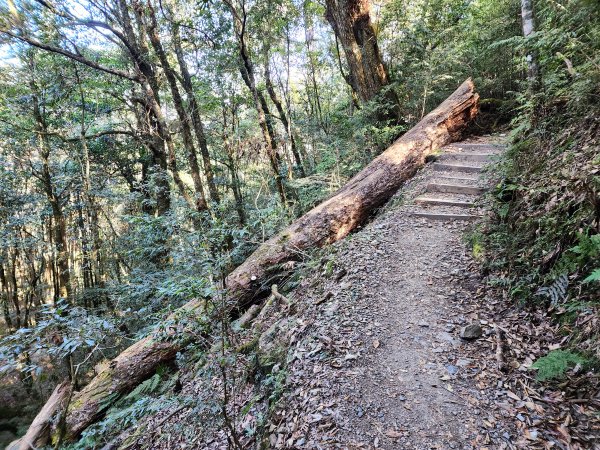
[324, 0, 398, 117]
[35, 79, 478, 443]
[520, 0, 540, 85]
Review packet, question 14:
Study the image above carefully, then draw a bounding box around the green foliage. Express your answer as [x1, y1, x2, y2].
[584, 269, 600, 283]
[532, 350, 587, 381]
[381, 0, 521, 123]
[480, 0, 600, 389]
[67, 368, 177, 449]
[0, 299, 124, 380]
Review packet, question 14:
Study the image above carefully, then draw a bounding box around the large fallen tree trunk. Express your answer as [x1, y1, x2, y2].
[226, 78, 479, 302]
[27, 78, 478, 444]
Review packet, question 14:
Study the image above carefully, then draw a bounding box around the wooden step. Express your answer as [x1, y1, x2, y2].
[444, 143, 505, 153]
[438, 153, 497, 163]
[434, 175, 480, 184]
[414, 196, 474, 207]
[427, 183, 485, 195]
[412, 211, 479, 221]
[433, 163, 484, 173]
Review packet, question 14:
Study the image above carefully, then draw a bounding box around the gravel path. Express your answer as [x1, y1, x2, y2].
[268, 135, 516, 449]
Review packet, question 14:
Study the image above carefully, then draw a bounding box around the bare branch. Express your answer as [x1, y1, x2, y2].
[0, 29, 140, 81]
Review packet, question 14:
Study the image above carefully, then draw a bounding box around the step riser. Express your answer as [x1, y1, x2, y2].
[415, 198, 474, 208]
[412, 212, 478, 221]
[444, 144, 504, 152]
[434, 177, 479, 185]
[438, 154, 495, 163]
[433, 164, 483, 173]
[427, 184, 485, 195]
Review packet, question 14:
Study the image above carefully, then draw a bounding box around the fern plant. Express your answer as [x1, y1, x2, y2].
[584, 268, 600, 283]
[535, 273, 569, 306]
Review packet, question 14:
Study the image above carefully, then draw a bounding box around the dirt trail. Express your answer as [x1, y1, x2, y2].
[270, 135, 515, 449]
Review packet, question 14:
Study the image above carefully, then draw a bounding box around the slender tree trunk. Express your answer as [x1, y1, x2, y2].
[75, 190, 93, 299]
[77, 123, 106, 305]
[8, 250, 21, 328]
[171, 22, 221, 205]
[302, 6, 328, 133]
[0, 264, 13, 329]
[263, 49, 306, 177]
[145, 4, 209, 212]
[520, 0, 540, 87]
[30, 78, 71, 301]
[222, 105, 246, 225]
[226, 2, 287, 204]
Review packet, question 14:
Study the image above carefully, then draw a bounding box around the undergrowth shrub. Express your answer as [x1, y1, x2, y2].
[483, 0, 600, 370]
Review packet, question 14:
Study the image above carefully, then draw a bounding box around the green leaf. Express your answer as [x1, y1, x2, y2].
[583, 268, 600, 283]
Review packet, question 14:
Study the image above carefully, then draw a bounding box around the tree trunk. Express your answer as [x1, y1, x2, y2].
[324, 0, 399, 120]
[227, 3, 287, 204]
[145, 4, 209, 212]
[171, 22, 221, 205]
[263, 50, 306, 177]
[0, 263, 14, 329]
[30, 79, 72, 301]
[36, 79, 478, 443]
[8, 381, 71, 450]
[302, 5, 328, 133]
[238, 53, 287, 203]
[223, 105, 247, 226]
[520, 0, 539, 86]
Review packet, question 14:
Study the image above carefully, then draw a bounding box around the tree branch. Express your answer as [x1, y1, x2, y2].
[0, 29, 140, 81]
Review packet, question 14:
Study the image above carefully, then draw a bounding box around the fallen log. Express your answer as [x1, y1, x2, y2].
[226, 78, 479, 302]
[7, 380, 71, 450]
[31, 78, 478, 444]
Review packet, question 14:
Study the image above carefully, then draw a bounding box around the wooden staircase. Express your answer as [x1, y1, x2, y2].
[410, 143, 504, 221]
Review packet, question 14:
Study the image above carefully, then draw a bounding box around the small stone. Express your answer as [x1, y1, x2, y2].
[460, 322, 483, 340]
[418, 320, 430, 327]
[446, 364, 458, 375]
[456, 358, 472, 367]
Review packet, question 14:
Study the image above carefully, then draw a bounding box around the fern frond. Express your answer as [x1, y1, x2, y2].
[584, 268, 600, 283]
[535, 273, 569, 305]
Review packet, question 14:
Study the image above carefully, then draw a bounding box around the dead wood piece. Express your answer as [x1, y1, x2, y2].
[271, 284, 291, 306]
[14, 380, 71, 450]
[494, 324, 505, 372]
[233, 304, 261, 330]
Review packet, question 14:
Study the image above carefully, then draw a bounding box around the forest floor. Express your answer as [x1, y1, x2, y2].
[263, 135, 520, 449]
